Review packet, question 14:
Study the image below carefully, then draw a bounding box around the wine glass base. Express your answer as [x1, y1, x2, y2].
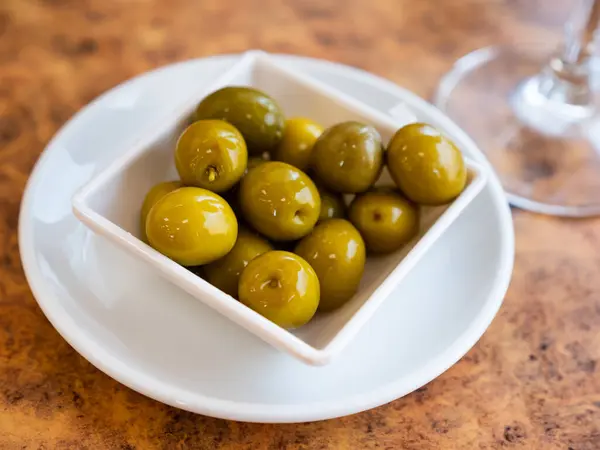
[435, 45, 600, 217]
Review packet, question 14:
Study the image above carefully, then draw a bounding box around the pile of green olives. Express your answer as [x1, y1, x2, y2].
[141, 86, 467, 329]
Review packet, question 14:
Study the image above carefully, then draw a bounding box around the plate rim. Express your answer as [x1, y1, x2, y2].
[18, 53, 515, 423]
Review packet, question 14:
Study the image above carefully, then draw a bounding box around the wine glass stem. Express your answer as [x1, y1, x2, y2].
[540, 0, 600, 107]
[563, 0, 600, 65]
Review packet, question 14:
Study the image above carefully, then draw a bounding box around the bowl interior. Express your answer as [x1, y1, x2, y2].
[81, 54, 479, 352]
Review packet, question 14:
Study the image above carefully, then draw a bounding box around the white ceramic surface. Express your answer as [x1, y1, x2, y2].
[72, 51, 488, 366]
[19, 54, 514, 423]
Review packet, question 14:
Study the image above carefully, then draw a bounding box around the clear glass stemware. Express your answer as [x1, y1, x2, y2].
[435, 0, 600, 217]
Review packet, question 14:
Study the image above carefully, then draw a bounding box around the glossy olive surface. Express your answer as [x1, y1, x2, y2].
[140, 181, 182, 241]
[239, 161, 321, 241]
[275, 117, 323, 170]
[311, 121, 383, 193]
[317, 185, 346, 222]
[175, 120, 247, 193]
[295, 219, 365, 312]
[246, 155, 269, 171]
[349, 190, 419, 254]
[221, 153, 269, 216]
[386, 122, 467, 205]
[238, 251, 320, 329]
[146, 187, 238, 266]
[194, 86, 285, 155]
[204, 228, 273, 298]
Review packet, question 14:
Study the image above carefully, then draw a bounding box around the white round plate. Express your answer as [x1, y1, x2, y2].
[19, 54, 514, 423]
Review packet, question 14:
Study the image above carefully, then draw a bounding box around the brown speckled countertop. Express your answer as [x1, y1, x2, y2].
[2, 0, 600, 448]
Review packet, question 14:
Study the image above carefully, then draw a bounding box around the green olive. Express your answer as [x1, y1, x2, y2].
[349, 190, 419, 253]
[140, 181, 182, 241]
[247, 155, 269, 171]
[204, 228, 273, 298]
[175, 120, 247, 193]
[194, 86, 285, 155]
[238, 251, 320, 328]
[317, 185, 346, 222]
[239, 161, 321, 241]
[275, 117, 323, 170]
[146, 187, 237, 266]
[220, 153, 269, 217]
[386, 123, 467, 205]
[311, 121, 383, 193]
[295, 219, 365, 312]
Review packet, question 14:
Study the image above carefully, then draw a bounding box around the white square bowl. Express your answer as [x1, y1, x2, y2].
[72, 50, 488, 366]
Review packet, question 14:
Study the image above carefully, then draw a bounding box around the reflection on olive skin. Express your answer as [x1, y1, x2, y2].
[175, 120, 247, 193]
[311, 121, 383, 194]
[204, 228, 273, 299]
[295, 219, 365, 312]
[239, 162, 320, 241]
[140, 181, 182, 242]
[146, 187, 237, 266]
[275, 117, 324, 170]
[386, 122, 466, 205]
[194, 86, 285, 155]
[316, 184, 345, 222]
[348, 190, 419, 254]
[238, 251, 319, 329]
